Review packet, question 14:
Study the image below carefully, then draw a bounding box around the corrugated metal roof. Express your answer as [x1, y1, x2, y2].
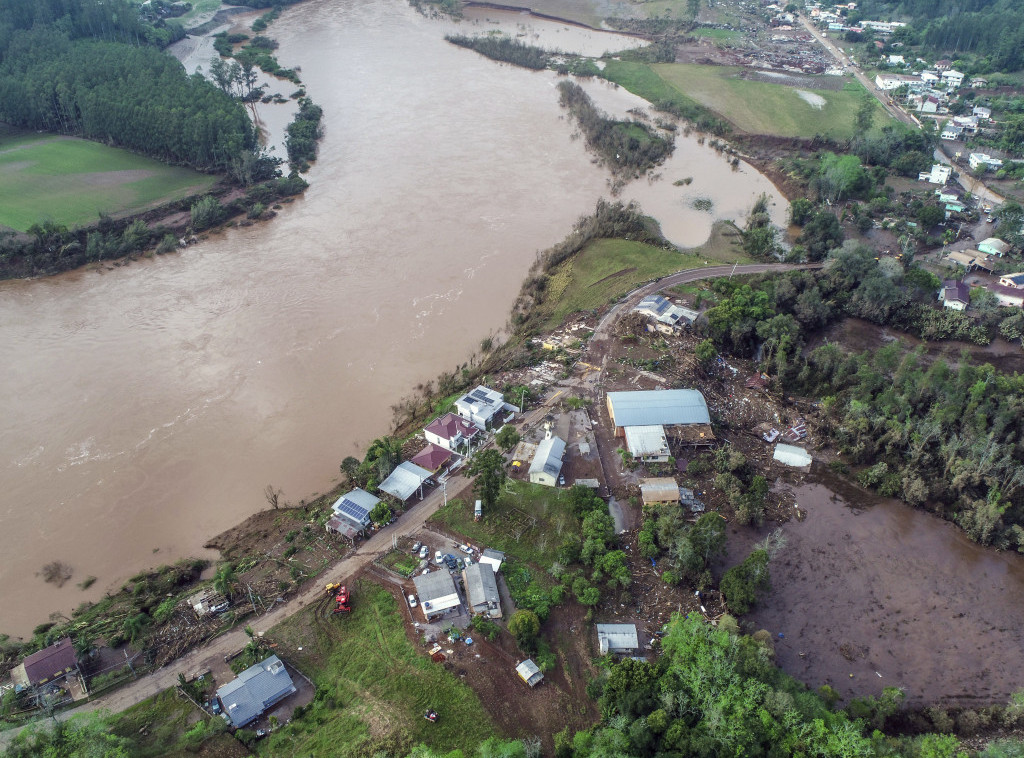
[23, 638, 77, 685]
[216, 655, 296, 728]
[639, 477, 680, 503]
[463, 563, 500, 612]
[516, 659, 543, 686]
[773, 444, 812, 468]
[379, 461, 433, 501]
[529, 436, 565, 478]
[625, 425, 670, 458]
[413, 571, 460, 613]
[331, 488, 379, 527]
[596, 624, 639, 653]
[608, 390, 710, 428]
[480, 549, 505, 573]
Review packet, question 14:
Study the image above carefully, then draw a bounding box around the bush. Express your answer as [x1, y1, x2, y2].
[720, 549, 770, 615]
[190, 195, 222, 230]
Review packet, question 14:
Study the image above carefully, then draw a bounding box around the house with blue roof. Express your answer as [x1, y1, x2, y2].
[216, 655, 296, 728]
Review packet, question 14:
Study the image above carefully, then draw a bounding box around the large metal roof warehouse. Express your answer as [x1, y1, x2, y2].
[606, 389, 710, 434]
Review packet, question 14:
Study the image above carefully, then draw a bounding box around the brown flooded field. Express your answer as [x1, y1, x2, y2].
[726, 470, 1024, 706]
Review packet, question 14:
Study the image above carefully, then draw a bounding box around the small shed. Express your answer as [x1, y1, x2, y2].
[773, 444, 812, 469]
[516, 659, 544, 687]
[624, 425, 671, 462]
[189, 587, 228, 619]
[639, 477, 681, 505]
[479, 548, 505, 573]
[596, 624, 640, 655]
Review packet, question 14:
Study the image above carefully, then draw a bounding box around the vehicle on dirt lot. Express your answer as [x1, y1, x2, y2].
[456, 557, 465, 571]
[443, 554, 457, 570]
[412, 541, 421, 553]
[459, 544, 472, 554]
[419, 545, 429, 560]
[325, 582, 341, 595]
[558, 474, 565, 486]
[408, 594, 418, 608]
[434, 550, 444, 565]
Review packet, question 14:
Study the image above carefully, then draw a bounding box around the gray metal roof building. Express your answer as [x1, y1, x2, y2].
[528, 435, 565, 486]
[516, 659, 544, 687]
[330, 488, 380, 529]
[624, 425, 671, 461]
[479, 549, 505, 572]
[413, 570, 461, 620]
[216, 655, 296, 728]
[378, 461, 433, 502]
[596, 624, 639, 655]
[606, 390, 710, 430]
[463, 563, 501, 618]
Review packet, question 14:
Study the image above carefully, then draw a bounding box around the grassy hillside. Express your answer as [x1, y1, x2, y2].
[0, 133, 216, 232]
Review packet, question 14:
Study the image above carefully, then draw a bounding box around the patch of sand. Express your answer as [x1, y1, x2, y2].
[795, 89, 826, 109]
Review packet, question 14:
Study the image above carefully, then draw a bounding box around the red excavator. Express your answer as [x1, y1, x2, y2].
[332, 585, 351, 614]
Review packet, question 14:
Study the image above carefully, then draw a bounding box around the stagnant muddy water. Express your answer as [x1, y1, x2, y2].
[0, 0, 786, 636]
[728, 472, 1024, 705]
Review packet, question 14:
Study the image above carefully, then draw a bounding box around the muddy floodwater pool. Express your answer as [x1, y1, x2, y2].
[727, 471, 1024, 705]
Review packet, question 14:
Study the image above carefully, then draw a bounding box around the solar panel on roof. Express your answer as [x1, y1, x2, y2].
[337, 498, 369, 521]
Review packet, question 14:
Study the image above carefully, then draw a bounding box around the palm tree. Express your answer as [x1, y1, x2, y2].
[214, 563, 237, 599]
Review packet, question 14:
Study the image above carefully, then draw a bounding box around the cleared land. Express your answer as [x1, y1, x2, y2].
[260, 582, 497, 756]
[0, 133, 216, 232]
[537, 222, 747, 328]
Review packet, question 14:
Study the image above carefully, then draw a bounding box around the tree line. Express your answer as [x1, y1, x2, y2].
[0, 0, 257, 172]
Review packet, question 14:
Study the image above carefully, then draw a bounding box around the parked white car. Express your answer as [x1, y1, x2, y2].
[408, 594, 418, 608]
[419, 545, 429, 560]
[434, 550, 444, 565]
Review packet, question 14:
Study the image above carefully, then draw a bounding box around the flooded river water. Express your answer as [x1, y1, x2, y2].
[728, 471, 1024, 705]
[0, 0, 785, 636]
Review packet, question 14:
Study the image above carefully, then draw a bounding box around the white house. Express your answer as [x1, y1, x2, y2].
[919, 95, 939, 114]
[973, 106, 992, 120]
[528, 434, 565, 487]
[940, 125, 963, 141]
[887, 54, 905, 65]
[940, 280, 970, 310]
[424, 412, 480, 452]
[633, 294, 697, 330]
[918, 164, 951, 184]
[328, 488, 380, 535]
[987, 284, 1024, 308]
[875, 73, 922, 91]
[413, 570, 461, 621]
[624, 425, 671, 462]
[941, 69, 964, 88]
[920, 70, 940, 85]
[998, 273, 1024, 289]
[455, 385, 509, 429]
[969, 153, 1003, 171]
[596, 624, 640, 655]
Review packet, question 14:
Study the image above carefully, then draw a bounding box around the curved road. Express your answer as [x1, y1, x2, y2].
[1, 262, 821, 746]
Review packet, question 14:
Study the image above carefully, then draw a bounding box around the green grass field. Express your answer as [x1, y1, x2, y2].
[649, 64, 889, 138]
[260, 582, 497, 756]
[0, 133, 217, 232]
[536, 223, 746, 328]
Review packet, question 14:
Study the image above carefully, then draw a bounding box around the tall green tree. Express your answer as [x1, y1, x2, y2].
[467, 449, 507, 510]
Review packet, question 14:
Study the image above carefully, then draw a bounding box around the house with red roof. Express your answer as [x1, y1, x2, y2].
[410, 442, 453, 474]
[424, 412, 480, 452]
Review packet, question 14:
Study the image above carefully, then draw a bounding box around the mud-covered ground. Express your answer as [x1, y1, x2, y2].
[725, 471, 1024, 706]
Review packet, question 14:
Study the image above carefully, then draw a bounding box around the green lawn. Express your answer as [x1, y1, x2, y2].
[537, 228, 744, 328]
[431, 481, 577, 568]
[615, 63, 891, 138]
[260, 582, 497, 757]
[110, 689, 235, 757]
[0, 133, 216, 231]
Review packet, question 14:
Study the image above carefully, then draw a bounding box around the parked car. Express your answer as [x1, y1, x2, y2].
[456, 557, 465, 571]
[209, 700, 221, 715]
[558, 474, 565, 486]
[465, 556, 473, 567]
[459, 544, 472, 554]
[411, 541, 422, 554]
[408, 594, 418, 608]
[435, 550, 444, 565]
[443, 554, 457, 570]
[419, 545, 429, 560]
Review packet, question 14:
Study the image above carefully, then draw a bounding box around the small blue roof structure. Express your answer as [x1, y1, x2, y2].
[607, 390, 710, 429]
[216, 655, 296, 728]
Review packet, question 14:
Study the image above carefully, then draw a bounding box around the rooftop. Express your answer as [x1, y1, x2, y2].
[463, 563, 500, 613]
[378, 461, 433, 502]
[529, 435, 566, 478]
[625, 425, 671, 459]
[331, 488, 380, 527]
[22, 638, 77, 686]
[413, 570, 460, 614]
[216, 655, 296, 728]
[639, 477, 681, 503]
[410, 443, 452, 472]
[596, 623, 639, 653]
[424, 412, 480, 442]
[608, 389, 710, 428]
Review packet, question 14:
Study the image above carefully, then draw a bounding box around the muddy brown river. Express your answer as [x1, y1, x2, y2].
[728, 472, 1024, 706]
[0, 0, 785, 636]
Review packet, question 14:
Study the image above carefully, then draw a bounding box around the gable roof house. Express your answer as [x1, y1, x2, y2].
[413, 570, 461, 621]
[919, 95, 939, 114]
[979, 237, 1010, 257]
[633, 295, 698, 331]
[216, 655, 296, 728]
[998, 273, 1024, 290]
[597, 624, 640, 655]
[639, 477, 682, 505]
[11, 639, 79, 689]
[463, 563, 502, 618]
[326, 487, 379, 538]
[455, 385, 508, 429]
[410, 442, 453, 474]
[940, 280, 970, 310]
[529, 434, 565, 487]
[986, 284, 1024, 308]
[424, 412, 480, 452]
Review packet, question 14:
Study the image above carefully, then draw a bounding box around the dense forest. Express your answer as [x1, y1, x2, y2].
[854, 0, 1024, 70]
[0, 0, 257, 171]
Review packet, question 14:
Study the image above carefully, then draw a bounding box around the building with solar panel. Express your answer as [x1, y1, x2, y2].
[326, 487, 380, 539]
[455, 385, 511, 429]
